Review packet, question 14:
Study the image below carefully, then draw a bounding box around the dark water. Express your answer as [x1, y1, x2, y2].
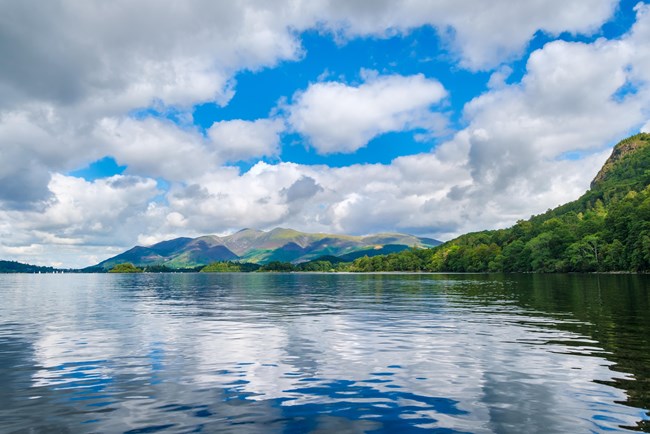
[1, 273, 649, 433]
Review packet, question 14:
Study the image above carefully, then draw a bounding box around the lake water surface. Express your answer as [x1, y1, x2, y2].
[1, 273, 649, 433]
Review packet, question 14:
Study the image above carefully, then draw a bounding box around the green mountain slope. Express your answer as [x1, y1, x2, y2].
[350, 133, 650, 273]
[94, 228, 441, 270]
[95, 236, 238, 270]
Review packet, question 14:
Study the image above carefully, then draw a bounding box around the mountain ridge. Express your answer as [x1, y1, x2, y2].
[93, 228, 441, 270]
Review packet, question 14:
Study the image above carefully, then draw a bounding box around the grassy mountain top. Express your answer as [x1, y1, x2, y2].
[94, 228, 441, 270]
[349, 133, 650, 273]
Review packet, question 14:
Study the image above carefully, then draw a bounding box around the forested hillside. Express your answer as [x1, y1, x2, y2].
[350, 133, 650, 272]
[0, 260, 57, 273]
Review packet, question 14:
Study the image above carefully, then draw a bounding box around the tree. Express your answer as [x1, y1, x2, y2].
[108, 263, 143, 273]
[565, 235, 601, 271]
[201, 261, 242, 272]
[259, 261, 295, 272]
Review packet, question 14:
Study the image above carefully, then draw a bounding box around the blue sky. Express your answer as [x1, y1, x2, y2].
[72, 0, 641, 176]
[1, 0, 649, 267]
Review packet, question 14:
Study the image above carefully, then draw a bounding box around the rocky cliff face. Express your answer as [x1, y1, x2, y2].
[591, 133, 650, 190]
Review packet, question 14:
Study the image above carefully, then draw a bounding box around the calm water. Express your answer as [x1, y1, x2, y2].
[1, 273, 649, 433]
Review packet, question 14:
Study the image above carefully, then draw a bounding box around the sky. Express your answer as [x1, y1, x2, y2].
[1, 0, 650, 268]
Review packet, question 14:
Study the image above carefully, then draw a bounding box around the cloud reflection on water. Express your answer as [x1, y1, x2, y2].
[0, 273, 645, 432]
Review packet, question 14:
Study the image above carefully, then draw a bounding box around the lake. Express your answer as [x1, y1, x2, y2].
[1, 273, 649, 433]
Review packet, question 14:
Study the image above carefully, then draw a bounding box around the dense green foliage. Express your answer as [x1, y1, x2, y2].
[349, 133, 650, 273]
[258, 261, 297, 272]
[200, 261, 260, 272]
[198, 257, 351, 273]
[259, 255, 358, 272]
[293, 255, 346, 271]
[82, 264, 204, 273]
[108, 263, 143, 273]
[337, 244, 415, 261]
[0, 260, 58, 273]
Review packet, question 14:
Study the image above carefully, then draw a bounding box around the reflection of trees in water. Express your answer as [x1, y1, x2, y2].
[441, 273, 650, 432]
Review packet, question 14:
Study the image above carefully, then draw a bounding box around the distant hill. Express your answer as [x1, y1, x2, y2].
[93, 228, 441, 270]
[348, 133, 650, 272]
[0, 260, 58, 273]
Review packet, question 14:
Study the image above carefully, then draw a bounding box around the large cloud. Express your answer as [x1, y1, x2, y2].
[312, 0, 617, 70]
[461, 39, 643, 198]
[0, 1, 303, 111]
[96, 117, 217, 181]
[0, 0, 302, 208]
[96, 116, 286, 180]
[0, 0, 619, 209]
[0, 0, 617, 110]
[0, 174, 160, 267]
[207, 118, 285, 162]
[1, 0, 648, 268]
[288, 73, 447, 154]
[133, 4, 650, 250]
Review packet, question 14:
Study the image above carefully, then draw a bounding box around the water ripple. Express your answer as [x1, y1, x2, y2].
[0, 273, 649, 432]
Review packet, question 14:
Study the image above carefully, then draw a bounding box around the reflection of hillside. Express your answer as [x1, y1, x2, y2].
[436, 273, 650, 432]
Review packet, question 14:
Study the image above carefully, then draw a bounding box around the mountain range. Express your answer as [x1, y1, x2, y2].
[93, 228, 441, 270]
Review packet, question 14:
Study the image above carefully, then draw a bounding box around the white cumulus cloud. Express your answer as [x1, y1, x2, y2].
[0, 0, 621, 210]
[96, 117, 217, 181]
[310, 0, 617, 70]
[208, 118, 285, 162]
[288, 73, 447, 154]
